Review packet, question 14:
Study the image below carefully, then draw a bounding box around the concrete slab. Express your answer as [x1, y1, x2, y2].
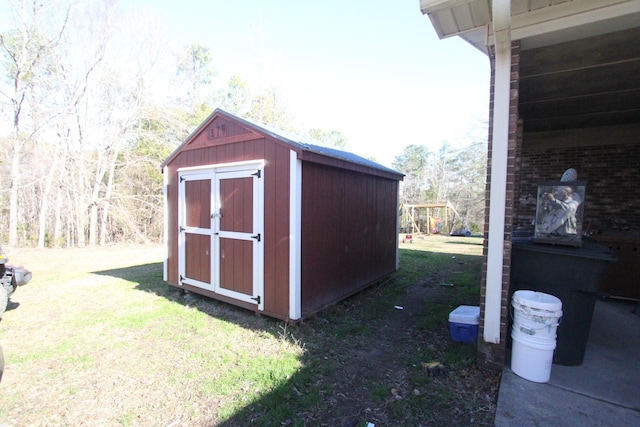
[495, 299, 640, 426]
[495, 370, 640, 427]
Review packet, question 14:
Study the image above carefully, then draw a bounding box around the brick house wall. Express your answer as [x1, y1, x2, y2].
[477, 41, 521, 371]
[514, 141, 640, 234]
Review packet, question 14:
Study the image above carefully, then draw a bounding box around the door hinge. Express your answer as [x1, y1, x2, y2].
[251, 170, 261, 178]
[251, 233, 261, 242]
[179, 175, 185, 182]
[179, 226, 185, 233]
[251, 295, 261, 304]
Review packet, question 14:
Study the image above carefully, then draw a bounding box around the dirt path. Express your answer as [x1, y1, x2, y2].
[317, 284, 441, 425]
[293, 268, 499, 426]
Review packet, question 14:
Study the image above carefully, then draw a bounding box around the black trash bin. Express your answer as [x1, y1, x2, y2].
[510, 239, 616, 366]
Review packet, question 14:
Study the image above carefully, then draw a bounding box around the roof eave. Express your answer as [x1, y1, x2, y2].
[420, 0, 640, 52]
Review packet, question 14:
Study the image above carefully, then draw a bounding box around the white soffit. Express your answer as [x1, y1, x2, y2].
[420, 0, 640, 51]
[420, 0, 492, 39]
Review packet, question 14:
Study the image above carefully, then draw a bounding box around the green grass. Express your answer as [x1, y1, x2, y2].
[224, 242, 485, 425]
[1, 239, 493, 426]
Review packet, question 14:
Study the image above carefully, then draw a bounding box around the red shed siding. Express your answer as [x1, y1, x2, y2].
[165, 110, 402, 320]
[262, 141, 291, 318]
[300, 162, 399, 315]
[165, 116, 291, 319]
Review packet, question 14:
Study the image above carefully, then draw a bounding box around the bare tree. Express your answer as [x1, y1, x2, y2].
[393, 144, 430, 205]
[0, 0, 71, 246]
[248, 87, 296, 131]
[1, 1, 358, 247]
[215, 75, 251, 115]
[307, 128, 348, 149]
[175, 43, 217, 118]
[35, 1, 110, 248]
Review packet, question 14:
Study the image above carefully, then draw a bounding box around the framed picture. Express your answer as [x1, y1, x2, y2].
[533, 181, 586, 247]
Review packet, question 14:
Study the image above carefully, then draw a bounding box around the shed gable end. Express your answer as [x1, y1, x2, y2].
[185, 115, 264, 152]
[206, 116, 261, 141]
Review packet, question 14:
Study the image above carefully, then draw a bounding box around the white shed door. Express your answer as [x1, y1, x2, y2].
[213, 169, 263, 308]
[178, 164, 264, 310]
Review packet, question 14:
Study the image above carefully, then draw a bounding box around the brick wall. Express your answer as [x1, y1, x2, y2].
[514, 138, 640, 234]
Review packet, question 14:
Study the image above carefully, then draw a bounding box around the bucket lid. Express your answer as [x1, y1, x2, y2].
[512, 290, 562, 312]
[449, 305, 480, 324]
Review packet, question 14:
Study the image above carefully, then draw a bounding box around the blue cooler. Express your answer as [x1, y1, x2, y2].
[448, 305, 480, 343]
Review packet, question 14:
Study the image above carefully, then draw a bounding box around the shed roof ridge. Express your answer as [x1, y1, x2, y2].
[214, 108, 403, 177]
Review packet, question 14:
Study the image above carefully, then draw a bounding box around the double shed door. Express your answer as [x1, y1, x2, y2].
[178, 163, 264, 310]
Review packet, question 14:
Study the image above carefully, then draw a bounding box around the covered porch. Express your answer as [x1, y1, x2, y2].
[420, 0, 640, 369]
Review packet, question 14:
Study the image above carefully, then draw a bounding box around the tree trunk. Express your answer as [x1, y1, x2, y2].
[89, 203, 99, 246]
[37, 141, 63, 248]
[99, 146, 119, 245]
[88, 149, 108, 245]
[54, 186, 63, 248]
[8, 140, 21, 246]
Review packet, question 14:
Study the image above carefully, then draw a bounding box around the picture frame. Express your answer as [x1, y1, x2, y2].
[533, 181, 586, 247]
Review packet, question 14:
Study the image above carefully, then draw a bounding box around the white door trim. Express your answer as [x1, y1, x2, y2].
[213, 165, 264, 310]
[177, 170, 215, 292]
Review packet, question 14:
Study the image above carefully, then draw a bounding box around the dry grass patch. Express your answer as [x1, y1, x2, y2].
[0, 245, 304, 426]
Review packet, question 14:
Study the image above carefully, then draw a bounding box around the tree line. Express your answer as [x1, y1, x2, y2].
[392, 129, 488, 234]
[0, 0, 347, 248]
[1, 1, 486, 248]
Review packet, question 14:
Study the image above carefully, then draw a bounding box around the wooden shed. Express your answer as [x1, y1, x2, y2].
[161, 109, 404, 321]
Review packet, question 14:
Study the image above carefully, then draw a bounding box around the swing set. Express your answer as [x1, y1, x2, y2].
[400, 202, 467, 241]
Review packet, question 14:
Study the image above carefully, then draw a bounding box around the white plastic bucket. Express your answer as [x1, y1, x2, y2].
[510, 290, 563, 383]
[512, 290, 563, 339]
[511, 329, 556, 383]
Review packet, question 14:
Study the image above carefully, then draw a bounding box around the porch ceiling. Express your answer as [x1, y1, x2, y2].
[420, 0, 640, 133]
[520, 26, 640, 133]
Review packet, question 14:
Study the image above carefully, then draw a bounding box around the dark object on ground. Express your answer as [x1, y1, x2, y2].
[0, 247, 32, 318]
[450, 229, 472, 237]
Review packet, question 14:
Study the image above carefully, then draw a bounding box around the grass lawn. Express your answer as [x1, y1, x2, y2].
[0, 235, 499, 426]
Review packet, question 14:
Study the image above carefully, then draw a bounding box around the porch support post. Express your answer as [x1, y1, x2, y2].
[484, 0, 511, 344]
